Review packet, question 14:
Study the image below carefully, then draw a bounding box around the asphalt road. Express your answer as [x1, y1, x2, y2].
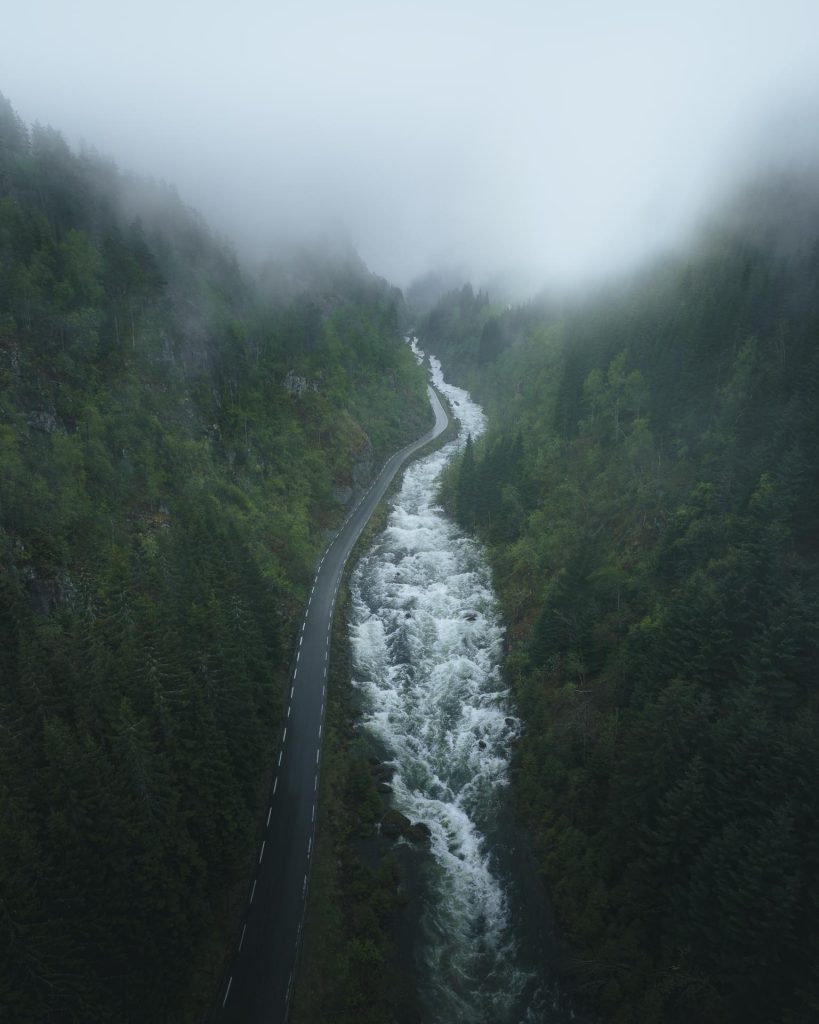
[215, 385, 449, 1024]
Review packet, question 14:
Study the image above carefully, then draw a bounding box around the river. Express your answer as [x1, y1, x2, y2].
[348, 344, 569, 1023]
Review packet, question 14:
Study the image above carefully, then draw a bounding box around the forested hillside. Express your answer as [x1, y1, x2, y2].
[0, 94, 430, 1022]
[428, 177, 819, 1023]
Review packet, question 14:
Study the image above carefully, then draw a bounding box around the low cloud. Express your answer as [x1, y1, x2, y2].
[4, 0, 819, 291]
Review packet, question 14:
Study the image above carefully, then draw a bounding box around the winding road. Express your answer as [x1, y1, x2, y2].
[215, 384, 448, 1024]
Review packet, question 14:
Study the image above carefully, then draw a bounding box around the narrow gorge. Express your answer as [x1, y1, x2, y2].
[348, 346, 567, 1023]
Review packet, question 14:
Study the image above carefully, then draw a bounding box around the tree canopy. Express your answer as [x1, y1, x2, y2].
[0, 93, 429, 1022]
[427, 175, 819, 1023]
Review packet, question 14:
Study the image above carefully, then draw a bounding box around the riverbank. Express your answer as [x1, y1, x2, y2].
[290, 385, 458, 1023]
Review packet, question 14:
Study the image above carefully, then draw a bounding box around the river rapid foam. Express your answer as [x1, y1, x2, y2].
[349, 345, 551, 1023]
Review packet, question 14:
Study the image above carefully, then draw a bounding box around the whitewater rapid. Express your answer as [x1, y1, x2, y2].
[349, 346, 548, 1023]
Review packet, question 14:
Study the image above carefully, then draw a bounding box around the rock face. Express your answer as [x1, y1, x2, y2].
[22, 569, 77, 615]
[26, 410, 60, 433]
[351, 436, 373, 490]
[282, 370, 320, 397]
[332, 484, 354, 508]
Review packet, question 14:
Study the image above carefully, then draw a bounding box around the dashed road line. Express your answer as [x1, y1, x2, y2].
[218, 392, 448, 1017]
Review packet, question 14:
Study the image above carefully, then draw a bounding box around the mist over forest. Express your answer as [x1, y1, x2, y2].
[2, 2, 819, 1023]
[5, 0, 819, 292]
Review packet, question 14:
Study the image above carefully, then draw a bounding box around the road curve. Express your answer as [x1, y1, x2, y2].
[215, 385, 449, 1024]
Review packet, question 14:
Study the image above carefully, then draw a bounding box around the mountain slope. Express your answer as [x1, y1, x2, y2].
[427, 176, 819, 1023]
[0, 94, 429, 1022]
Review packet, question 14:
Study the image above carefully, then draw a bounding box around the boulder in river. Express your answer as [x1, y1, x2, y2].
[372, 762, 395, 781]
[381, 809, 412, 837]
[406, 821, 432, 845]
[381, 810, 432, 844]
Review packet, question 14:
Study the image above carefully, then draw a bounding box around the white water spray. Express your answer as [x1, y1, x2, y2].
[350, 345, 546, 1022]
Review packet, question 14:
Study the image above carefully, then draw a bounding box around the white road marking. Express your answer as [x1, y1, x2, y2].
[267, 806, 272, 826]
[278, 751, 282, 766]
[299, 634, 303, 646]
[312, 804, 315, 822]
[316, 749, 320, 764]
[302, 874, 307, 897]
[287, 704, 291, 718]
[250, 879, 257, 903]
[273, 777, 278, 795]
[239, 924, 247, 951]
[259, 841, 265, 863]
[282, 727, 287, 742]
[318, 723, 322, 737]
[296, 650, 300, 663]
[222, 976, 233, 1006]
[314, 774, 318, 791]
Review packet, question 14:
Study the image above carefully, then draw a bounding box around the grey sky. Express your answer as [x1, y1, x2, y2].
[3, 0, 819, 288]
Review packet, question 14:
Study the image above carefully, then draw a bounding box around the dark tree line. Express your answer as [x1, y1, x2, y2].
[429, 175, 819, 1023]
[0, 94, 429, 1021]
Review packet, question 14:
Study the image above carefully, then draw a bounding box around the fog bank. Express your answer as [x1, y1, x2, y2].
[3, 1, 819, 288]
